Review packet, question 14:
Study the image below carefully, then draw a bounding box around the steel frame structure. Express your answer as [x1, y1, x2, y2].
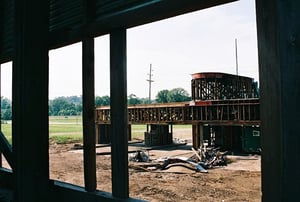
[191, 72, 259, 100]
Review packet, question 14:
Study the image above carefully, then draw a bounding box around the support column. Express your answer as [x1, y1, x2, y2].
[256, 1, 300, 201]
[13, 1, 49, 201]
[82, 38, 96, 191]
[110, 29, 129, 198]
[192, 124, 203, 149]
[128, 124, 132, 141]
[98, 124, 111, 144]
[0, 64, 2, 167]
[82, 0, 97, 192]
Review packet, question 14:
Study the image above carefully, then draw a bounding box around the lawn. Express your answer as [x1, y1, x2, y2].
[1, 116, 191, 144]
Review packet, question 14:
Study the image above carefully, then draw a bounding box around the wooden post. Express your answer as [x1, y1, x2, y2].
[192, 124, 202, 149]
[256, 0, 300, 201]
[82, 38, 97, 192]
[0, 63, 2, 167]
[110, 29, 129, 198]
[82, 0, 97, 192]
[13, 1, 49, 201]
[128, 124, 132, 141]
[95, 124, 99, 144]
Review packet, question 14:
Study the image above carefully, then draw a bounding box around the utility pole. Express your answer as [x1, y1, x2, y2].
[235, 38, 239, 75]
[147, 64, 154, 104]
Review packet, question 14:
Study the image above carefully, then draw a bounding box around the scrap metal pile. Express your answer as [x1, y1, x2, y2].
[128, 146, 228, 173]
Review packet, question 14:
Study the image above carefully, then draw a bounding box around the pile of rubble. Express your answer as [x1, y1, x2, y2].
[128, 146, 228, 173]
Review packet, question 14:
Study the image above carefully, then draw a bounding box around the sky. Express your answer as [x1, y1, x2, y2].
[1, 0, 258, 100]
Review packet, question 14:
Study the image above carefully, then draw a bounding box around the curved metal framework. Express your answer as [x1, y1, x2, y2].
[191, 72, 259, 100]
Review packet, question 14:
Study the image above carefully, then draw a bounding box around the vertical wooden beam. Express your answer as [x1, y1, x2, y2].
[192, 124, 202, 149]
[256, 1, 300, 201]
[128, 124, 132, 141]
[82, 38, 97, 192]
[95, 124, 99, 144]
[13, 0, 49, 201]
[0, 63, 2, 167]
[82, 0, 97, 192]
[110, 29, 129, 198]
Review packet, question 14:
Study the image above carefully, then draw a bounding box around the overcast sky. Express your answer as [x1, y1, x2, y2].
[1, 0, 258, 100]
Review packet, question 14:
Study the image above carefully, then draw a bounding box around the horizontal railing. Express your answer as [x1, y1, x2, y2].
[96, 98, 260, 125]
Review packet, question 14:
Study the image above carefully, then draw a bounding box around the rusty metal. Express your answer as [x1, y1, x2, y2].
[191, 72, 259, 100]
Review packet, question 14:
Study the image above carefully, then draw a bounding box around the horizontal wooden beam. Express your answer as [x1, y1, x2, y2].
[49, 180, 145, 202]
[0, 167, 13, 189]
[49, 0, 236, 49]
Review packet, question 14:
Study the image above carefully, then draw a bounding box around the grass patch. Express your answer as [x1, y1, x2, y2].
[49, 116, 82, 123]
[131, 124, 146, 139]
[1, 123, 12, 144]
[49, 124, 82, 133]
[49, 121, 83, 144]
[1, 119, 192, 145]
[49, 134, 82, 144]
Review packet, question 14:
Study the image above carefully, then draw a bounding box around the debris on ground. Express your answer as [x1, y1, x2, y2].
[190, 146, 228, 169]
[128, 150, 150, 162]
[129, 145, 228, 173]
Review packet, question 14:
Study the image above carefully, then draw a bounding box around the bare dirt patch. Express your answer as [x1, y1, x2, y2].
[1, 129, 260, 201]
[48, 128, 261, 202]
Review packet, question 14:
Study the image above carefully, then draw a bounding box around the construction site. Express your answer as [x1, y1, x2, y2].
[96, 72, 261, 153]
[1, 1, 300, 202]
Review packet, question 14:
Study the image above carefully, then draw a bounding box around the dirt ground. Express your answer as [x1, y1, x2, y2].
[3, 129, 262, 201]
[50, 129, 261, 202]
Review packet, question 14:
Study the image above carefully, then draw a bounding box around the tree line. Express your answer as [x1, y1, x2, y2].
[1, 87, 191, 120]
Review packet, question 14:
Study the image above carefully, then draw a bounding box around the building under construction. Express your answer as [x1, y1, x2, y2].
[96, 72, 261, 152]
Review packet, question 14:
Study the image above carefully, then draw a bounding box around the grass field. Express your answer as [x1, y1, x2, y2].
[1, 116, 191, 144]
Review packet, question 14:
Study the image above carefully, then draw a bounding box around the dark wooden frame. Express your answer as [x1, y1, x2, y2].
[0, 0, 299, 201]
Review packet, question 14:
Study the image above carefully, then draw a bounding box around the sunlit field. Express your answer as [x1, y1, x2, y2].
[1, 116, 191, 144]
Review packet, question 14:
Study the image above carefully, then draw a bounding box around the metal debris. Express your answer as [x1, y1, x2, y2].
[128, 146, 227, 173]
[128, 150, 150, 162]
[190, 146, 228, 169]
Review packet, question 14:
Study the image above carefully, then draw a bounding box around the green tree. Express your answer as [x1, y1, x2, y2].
[167, 88, 191, 102]
[1, 97, 12, 120]
[128, 94, 142, 105]
[155, 89, 169, 103]
[95, 95, 110, 106]
[49, 97, 79, 116]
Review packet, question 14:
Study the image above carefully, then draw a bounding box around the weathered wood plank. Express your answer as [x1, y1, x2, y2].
[49, 180, 145, 202]
[82, 38, 97, 192]
[12, 1, 49, 201]
[48, 0, 237, 50]
[110, 28, 129, 198]
[256, 0, 300, 201]
[0, 64, 2, 168]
